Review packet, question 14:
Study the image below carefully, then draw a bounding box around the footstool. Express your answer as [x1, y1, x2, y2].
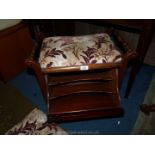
[26, 28, 137, 122]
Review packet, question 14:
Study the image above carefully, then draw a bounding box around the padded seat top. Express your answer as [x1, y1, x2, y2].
[39, 33, 122, 69]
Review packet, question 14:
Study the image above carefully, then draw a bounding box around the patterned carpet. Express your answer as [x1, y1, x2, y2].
[132, 73, 155, 134]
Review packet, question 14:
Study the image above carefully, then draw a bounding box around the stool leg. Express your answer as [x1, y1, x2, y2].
[125, 60, 139, 98]
[125, 21, 154, 98]
[140, 104, 155, 115]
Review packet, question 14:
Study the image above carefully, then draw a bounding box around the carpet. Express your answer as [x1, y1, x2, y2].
[0, 81, 36, 134]
[9, 64, 155, 134]
[5, 108, 68, 135]
[132, 73, 155, 134]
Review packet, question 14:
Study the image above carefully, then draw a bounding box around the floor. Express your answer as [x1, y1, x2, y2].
[0, 81, 35, 134]
[10, 64, 155, 134]
[132, 73, 155, 134]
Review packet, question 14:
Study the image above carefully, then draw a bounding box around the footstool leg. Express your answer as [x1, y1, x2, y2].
[140, 104, 155, 115]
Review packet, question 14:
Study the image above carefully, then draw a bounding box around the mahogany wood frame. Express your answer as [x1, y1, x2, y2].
[25, 28, 137, 123]
[0, 22, 33, 82]
[140, 104, 155, 115]
[80, 20, 154, 98]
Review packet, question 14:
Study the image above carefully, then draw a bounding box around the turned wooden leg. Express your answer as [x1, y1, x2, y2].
[125, 60, 140, 98]
[125, 21, 154, 98]
[140, 104, 155, 115]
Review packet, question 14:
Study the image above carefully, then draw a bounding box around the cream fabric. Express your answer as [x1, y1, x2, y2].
[6, 108, 68, 135]
[39, 33, 122, 69]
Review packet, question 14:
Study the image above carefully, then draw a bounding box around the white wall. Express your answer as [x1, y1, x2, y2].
[0, 19, 22, 31]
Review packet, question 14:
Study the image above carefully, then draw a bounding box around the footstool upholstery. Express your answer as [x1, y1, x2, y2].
[39, 33, 122, 68]
[26, 29, 137, 122]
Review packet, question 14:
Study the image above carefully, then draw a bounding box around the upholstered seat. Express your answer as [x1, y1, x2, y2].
[39, 33, 122, 69]
[26, 28, 137, 122]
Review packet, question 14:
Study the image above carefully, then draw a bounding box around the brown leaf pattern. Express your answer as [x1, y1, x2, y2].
[39, 33, 122, 68]
[7, 121, 60, 135]
[80, 47, 96, 64]
[6, 108, 68, 135]
[45, 48, 67, 59]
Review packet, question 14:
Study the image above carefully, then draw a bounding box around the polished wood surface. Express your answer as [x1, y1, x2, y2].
[0, 22, 33, 82]
[48, 107, 124, 122]
[79, 19, 154, 97]
[47, 68, 123, 122]
[41, 63, 119, 74]
[25, 28, 137, 122]
[25, 59, 48, 103]
[82, 19, 146, 32]
[141, 104, 155, 115]
[125, 20, 154, 97]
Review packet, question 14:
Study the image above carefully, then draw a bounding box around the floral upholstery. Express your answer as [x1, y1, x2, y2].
[39, 33, 122, 69]
[6, 108, 68, 135]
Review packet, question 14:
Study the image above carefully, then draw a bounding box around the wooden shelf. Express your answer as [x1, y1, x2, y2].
[47, 68, 123, 122]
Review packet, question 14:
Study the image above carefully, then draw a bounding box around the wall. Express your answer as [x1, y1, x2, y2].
[0, 19, 22, 31]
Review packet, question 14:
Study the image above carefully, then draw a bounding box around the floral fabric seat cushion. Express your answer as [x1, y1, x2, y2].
[6, 108, 68, 135]
[39, 33, 122, 69]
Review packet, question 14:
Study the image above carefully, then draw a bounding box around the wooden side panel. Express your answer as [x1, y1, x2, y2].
[0, 22, 33, 82]
[47, 68, 123, 122]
